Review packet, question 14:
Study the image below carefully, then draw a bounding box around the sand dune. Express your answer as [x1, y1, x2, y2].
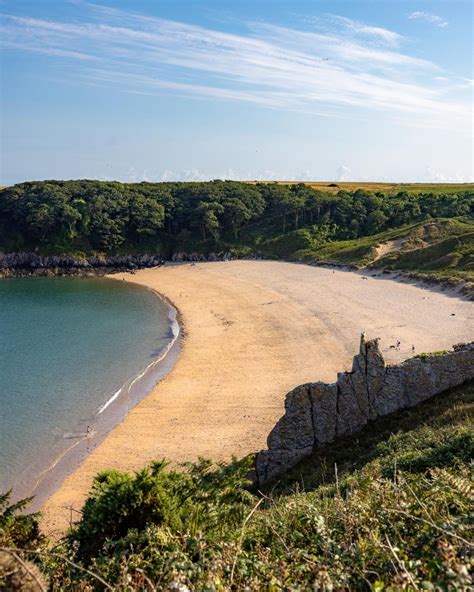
[41, 261, 473, 536]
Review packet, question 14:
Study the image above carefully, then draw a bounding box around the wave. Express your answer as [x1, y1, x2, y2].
[97, 291, 180, 416]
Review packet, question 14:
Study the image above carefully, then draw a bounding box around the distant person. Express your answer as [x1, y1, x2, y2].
[396, 340, 401, 350]
[86, 426, 91, 437]
[412, 345, 416, 353]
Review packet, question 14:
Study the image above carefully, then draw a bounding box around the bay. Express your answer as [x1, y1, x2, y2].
[0, 277, 173, 497]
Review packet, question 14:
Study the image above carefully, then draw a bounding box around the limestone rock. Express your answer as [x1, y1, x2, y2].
[267, 385, 314, 451]
[308, 382, 338, 445]
[255, 335, 474, 484]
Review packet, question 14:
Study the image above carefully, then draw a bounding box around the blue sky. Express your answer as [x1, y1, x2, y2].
[1, 0, 472, 185]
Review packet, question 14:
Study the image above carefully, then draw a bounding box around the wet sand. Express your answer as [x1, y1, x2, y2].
[41, 261, 473, 536]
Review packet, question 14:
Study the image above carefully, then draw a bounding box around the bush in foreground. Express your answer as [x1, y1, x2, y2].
[2, 382, 473, 590]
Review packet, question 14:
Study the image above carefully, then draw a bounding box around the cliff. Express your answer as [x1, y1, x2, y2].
[256, 335, 474, 483]
[0, 252, 165, 277]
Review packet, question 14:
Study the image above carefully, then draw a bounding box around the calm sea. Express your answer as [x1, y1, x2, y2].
[0, 277, 174, 498]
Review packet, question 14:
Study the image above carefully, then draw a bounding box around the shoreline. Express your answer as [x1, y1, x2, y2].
[39, 261, 473, 537]
[2, 260, 472, 301]
[8, 283, 182, 512]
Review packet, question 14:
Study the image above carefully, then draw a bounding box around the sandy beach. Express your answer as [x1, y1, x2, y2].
[40, 261, 473, 536]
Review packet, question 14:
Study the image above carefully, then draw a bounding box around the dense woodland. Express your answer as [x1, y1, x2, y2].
[0, 180, 472, 257]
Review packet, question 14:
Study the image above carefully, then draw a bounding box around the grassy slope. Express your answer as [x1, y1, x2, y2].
[292, 217, 474, 284]
[4, 381, 471, 590]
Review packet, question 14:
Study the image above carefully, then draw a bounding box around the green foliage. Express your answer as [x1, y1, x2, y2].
[1, 180, 473, 285]
[414, 350, 450, 360]
[295, 217, 474, 283]
[9, 382, 472, 590]
[259, 228, 315, 258]
[383, 232, 474, 272]
[245, 465, 472, 591]
[0, 491, 42, 548]
[1, 181, 472, 266]
[68, 458, 255, 564]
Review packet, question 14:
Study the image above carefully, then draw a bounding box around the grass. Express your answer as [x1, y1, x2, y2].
[256, 181, 474, 195]
[2, 381, 473, 590]
[289, 218, 474, 289]
[291, 222, 421, 266]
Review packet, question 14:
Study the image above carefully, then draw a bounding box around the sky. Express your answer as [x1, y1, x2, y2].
[0, 0, 473, 185]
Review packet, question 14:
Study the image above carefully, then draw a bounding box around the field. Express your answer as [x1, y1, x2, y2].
[257, 181, 474, 194]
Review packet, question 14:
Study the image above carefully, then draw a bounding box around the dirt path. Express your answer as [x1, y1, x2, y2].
[40, 261, 473, 537]
[372, 238, 406, 262]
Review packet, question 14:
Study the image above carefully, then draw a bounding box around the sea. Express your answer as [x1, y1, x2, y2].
[0, 277, 177, 503]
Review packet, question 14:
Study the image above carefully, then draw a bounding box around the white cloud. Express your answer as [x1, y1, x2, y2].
[419, 166, 473, 183]
[336, 165, 351, 182]
[330, 15, 402, 46]
[408, 11, 448, 28]
[0, 4, 468, 127]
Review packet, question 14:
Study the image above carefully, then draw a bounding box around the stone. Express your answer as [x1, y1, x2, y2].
[267, 385, 314, 451]
[255, 335, 474, 484]
[308, 382, 338, 445]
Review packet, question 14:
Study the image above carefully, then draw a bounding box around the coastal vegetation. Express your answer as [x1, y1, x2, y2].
[0, 181, 473, 284]
[1, 381, 473, 590]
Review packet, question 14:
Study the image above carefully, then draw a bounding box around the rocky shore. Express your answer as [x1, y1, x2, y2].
[0, 251, 264, 277]
[0, 252, 166, 277]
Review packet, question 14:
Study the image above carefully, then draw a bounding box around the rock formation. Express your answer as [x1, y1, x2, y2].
[0, 252, 165, 277]
[0, 250, 266, 276]
[256, 335, 474, 483]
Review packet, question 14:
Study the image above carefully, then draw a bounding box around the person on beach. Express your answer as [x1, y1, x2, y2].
[86, 426, 91, 437]
[396, 340, 401, 350]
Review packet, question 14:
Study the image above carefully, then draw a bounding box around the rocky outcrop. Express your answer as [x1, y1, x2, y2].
[0, 252, 165, 277]
[0, 250, 268, 276]
[256, 335, 474, 483]
[171, 251, 232, 262]
[170, 251, 264, 262]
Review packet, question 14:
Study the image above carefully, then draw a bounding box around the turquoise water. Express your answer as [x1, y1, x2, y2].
[0, 277, 173, 496]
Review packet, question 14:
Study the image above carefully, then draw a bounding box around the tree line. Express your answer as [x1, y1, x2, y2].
[0, 180, 472, 254]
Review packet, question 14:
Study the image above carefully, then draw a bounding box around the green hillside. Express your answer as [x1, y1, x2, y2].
[378, 222, 474, 277]
[2, 381, 472, 590]
[1, 180, 472, 289]
[293, 218, 474, 285]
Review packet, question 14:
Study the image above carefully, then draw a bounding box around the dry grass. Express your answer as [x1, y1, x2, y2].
[248, 181, 474, 194]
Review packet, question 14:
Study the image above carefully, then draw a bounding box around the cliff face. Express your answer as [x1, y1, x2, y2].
[0, 251, 258, 276]
[256, 335, 474, 483]
[0, 252, 165, 277]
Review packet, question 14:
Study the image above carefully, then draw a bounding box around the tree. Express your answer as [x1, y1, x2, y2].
[195, 201, 224, 242]
[128, 196, 165, 240]
[222, 185, 265, 239]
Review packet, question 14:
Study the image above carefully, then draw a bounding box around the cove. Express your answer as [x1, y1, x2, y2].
[0, 277, 177, 503]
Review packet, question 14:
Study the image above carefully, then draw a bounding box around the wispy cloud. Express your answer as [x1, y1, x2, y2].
[329, 15, 402, 46]
[408, 11, 449, 28]
[0, 3, 468, 126]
